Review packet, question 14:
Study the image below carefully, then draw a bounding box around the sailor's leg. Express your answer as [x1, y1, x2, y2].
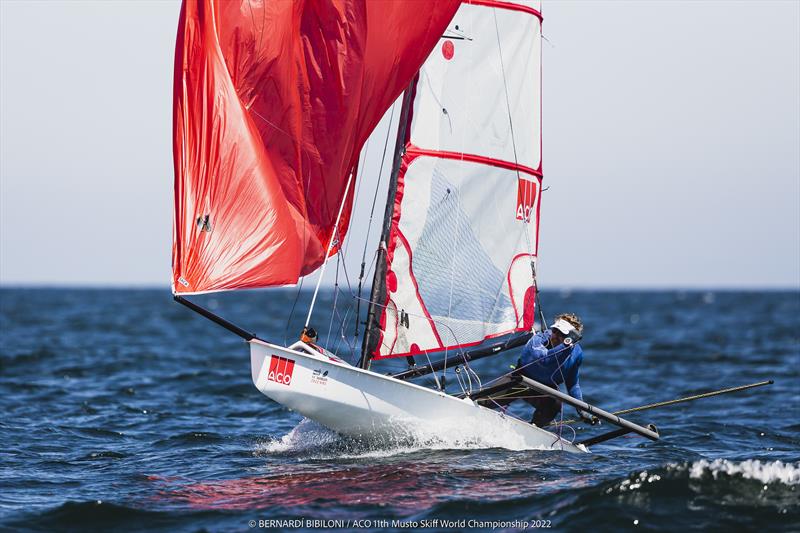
[530, 397, 562, 427]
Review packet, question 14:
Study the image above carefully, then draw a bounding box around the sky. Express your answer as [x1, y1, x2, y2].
[1, 0, 798, 289]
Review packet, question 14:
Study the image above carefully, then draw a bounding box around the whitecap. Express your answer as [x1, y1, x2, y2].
[688, 459, 800, 485]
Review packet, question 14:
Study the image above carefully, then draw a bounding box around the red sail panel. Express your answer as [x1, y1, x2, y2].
[172, 0, 461, 294]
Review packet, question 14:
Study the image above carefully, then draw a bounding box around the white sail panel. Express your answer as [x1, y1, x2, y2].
[408, 2, 542, 170]
[372, 0, 543, 359]
[377, 157, 541, 358]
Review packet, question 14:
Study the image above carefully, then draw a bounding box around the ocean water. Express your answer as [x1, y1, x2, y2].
[1, 288, 798, 532]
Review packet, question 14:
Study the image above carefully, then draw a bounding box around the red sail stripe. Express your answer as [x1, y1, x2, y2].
[405, 146, 542, 178]
[371, 328, 526, 360]
[393, 229, 446, 352]
[467, 0, 543, 21]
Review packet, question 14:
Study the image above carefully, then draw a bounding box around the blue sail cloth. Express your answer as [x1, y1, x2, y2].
[519, 329, 583, 403]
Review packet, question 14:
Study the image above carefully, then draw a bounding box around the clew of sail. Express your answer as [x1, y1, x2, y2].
[172, 0, 461, 295]
[369, 0, 544, 360]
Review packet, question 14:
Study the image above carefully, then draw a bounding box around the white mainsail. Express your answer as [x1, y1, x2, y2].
[369, 0, 544, 360]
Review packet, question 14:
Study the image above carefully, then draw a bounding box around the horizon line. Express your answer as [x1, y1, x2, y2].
[1, 283, 798, 292]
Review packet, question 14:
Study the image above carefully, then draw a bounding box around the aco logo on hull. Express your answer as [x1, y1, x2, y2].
[267, 355, 295, 386]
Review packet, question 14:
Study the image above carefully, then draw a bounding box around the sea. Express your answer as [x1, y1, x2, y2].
[1, 288, 798, 532]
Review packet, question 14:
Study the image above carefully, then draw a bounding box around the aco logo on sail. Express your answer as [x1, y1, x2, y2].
[516, 177, 538, 222]
[267, 355, 295, 386]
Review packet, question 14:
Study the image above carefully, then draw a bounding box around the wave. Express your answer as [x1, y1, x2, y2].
[3, 501, 167, 532]
[422, 459, 800, 530]
[687, 459, 800, 486]
[255, 419, 341, 455]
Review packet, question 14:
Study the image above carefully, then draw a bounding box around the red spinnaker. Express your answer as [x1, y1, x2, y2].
[172, 0, 461, 294]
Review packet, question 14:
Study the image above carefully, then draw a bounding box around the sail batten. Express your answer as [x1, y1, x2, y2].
[172, 0, 461, 295]
[366, 0, 544, 361]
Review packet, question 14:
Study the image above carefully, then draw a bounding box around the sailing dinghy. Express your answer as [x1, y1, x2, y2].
[171, 0, 659, 453]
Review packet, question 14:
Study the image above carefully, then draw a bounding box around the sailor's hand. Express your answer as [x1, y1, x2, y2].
[577, 409, 599, 425]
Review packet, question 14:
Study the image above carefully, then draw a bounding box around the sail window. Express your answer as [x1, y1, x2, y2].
[196, 215, 212, 233]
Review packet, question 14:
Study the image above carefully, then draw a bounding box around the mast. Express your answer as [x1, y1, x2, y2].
[359, 80, 417, 369]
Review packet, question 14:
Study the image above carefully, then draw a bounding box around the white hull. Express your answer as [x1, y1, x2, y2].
[249, 339, 584, 453]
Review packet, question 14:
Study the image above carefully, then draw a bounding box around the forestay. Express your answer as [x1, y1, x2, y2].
[370, 0, 544, 360]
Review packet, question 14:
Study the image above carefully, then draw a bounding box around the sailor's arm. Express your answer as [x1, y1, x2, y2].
[519, 330, 551, 365]
[565, 346, 584, 403]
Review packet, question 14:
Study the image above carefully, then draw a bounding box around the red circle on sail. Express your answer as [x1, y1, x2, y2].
[442, 40, 454, 60]
[386, 270, 398, 293]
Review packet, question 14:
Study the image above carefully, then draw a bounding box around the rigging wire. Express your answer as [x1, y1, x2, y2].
[283, 277, 305, 346]
[317, 108, 384, 358]
[354, 101, 397, 343]
[325, 253, 342, 347]
[422, 350, 442, 391]
[283, 164, 314, 345]
[491, 8, 544, 334]
[344, 138, 371, 258]
[305, 170, 354, 328]
[439, 8, 478, 389]
[332, 244, 361, 360]
[332, 306, 358, 359]
[462, 9, 508, 329]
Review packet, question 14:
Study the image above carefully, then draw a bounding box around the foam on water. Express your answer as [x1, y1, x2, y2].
[255, 416, 564, 460]
[687, 459, 800, 486]
[256, 419, 340, 454]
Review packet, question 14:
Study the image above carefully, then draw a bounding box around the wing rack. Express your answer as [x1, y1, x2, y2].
[461, 375, 660, 445]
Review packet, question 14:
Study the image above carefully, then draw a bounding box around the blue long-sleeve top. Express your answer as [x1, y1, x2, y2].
[519, 330, 583, 402]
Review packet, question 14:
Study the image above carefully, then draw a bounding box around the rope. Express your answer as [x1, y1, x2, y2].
[492, 7, 542, 335]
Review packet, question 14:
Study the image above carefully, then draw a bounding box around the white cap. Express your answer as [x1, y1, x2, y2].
[551, 318, 575, 335]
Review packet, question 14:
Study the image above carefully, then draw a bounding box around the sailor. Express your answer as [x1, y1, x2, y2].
[300, 326, 317, 344]
[300, 326, 323, 352]
[299, 327, 347, 363]
[513, 313, 591, 427]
